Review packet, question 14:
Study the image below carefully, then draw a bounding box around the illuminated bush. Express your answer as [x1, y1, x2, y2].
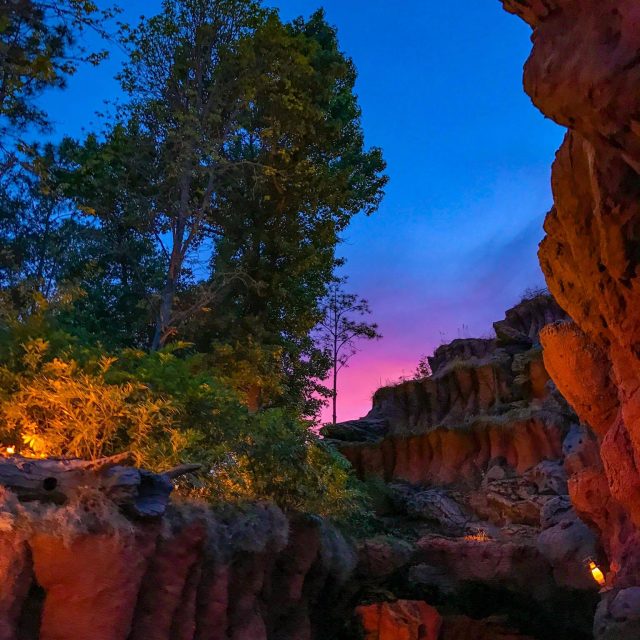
[0, 331, 365, 519]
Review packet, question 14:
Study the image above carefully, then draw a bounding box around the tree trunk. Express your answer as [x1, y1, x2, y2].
[332, 362, 338, 426]
[332, 295, 339, 425]
[151, 275, 177, 351]
[151, 163, 192, 351]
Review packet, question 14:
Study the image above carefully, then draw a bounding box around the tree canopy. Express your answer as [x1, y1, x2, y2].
[0, 0, 387, 518]
[0, 0, 118, 171]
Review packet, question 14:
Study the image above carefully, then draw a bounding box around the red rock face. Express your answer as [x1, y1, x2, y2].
[415, 536, 555, 600]
[32, 530, 157, 640]
[0, 535, 32, 640]
[129, 514, 205, 640]
[355, 602, 538, 640]
[356, 600, 442, 640]
[0, 497, 355, 640]
[501, 0, 640, 636]
[340, 416, 566, 486]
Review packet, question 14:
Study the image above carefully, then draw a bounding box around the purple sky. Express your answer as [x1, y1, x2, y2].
[40, 1, 565, 423]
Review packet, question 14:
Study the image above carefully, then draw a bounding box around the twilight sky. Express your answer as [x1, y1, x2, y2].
[40, 1, 565, 423]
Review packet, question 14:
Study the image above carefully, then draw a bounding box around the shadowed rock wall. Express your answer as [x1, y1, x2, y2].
[0, 490, 355, 640]
[325, 296, 600, 639]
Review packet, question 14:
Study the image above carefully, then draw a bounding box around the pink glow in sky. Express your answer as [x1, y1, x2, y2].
[319, 167, 554, 425]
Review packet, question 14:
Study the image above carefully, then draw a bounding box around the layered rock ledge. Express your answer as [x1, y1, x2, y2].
[0, 458, 355, 640]
[324, 296, 601, 639]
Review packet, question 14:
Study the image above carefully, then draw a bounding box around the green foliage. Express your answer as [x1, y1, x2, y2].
[0, 0, 118, 170]
[1, 354, 178, 463]
[204, 9, 387, 414]
[0, 0, 386, 522]
[206, 408, 366, 516]
[0, 310, 365, 518]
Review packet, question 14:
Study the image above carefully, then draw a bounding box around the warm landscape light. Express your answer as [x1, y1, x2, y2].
[587, 559, 606, 587]
[5, 446, 15, 455]
[464, 530, 490, 542]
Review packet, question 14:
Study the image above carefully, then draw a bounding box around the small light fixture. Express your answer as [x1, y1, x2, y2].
[5, 446, 15, 455]
[585, 557, 606, 587]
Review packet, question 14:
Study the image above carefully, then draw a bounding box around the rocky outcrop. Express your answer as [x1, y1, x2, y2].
[323, 297, 566, 445]
[336, 412, 567, 486]
[325, 296, 600, 639]
[0, 484, 356, 640]
[324, 295, 570, 486]
[355, 602, 533, 640]
[501, 1, 640, 637]
[355, 600, 442, 640]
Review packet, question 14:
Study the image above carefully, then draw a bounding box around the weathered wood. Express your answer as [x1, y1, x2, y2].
[0, 455, 174, 518]
[162, 463, 201, 480]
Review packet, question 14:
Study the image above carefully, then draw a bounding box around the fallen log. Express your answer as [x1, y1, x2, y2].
[0, 454, 184, 518]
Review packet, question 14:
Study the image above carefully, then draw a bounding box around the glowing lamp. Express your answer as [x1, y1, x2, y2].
[586, 558, 606, 587]
[5, 446, 15, 455]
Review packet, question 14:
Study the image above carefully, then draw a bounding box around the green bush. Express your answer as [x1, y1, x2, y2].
[0, 311, 367, 519]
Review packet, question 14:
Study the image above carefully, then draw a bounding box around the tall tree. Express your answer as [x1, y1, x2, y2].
[0, 144, 81, 305]
[316, 280, 381, 425]
[192, 9, 387, 414]
[0, 130, 166, 348]
[118, 1, 387, 355]
[118, 0, 267, 350]
[53, 126, 165, 347]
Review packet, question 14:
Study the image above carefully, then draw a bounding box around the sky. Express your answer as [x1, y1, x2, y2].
[40, 1, 565, 423]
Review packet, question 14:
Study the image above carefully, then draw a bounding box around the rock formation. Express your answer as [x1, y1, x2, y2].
[0, 296, 602, 640]
[499, 1, 640, 637]
[324, 295, 570, 486]
[0, 467, 356, 640]
[325, 295, 600, 639]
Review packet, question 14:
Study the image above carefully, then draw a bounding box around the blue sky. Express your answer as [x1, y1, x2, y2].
[40, 1, 565, 421]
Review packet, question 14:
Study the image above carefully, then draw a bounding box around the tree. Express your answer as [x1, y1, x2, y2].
[117, 0, 270, 350]
[186, 9, 387, 414]
[53, 127, 166, 348]
[0, 0, 385, 520]
[413, 355, 432, 380]
[0, 135, 165, 348]
[118, 2, 386, 352]
[316, 280, 381, 425]
[0, 0, 117, 171]
[0, 144, 82, 305]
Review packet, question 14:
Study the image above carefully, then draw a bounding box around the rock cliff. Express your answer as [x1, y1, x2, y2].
[324, 295, 570, 485]
[500, 0, 640, 637]
[0, 460, 355, 640]
[325, 295, 600, 639]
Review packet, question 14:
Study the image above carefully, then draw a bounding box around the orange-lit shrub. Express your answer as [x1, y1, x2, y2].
[0, 330, 366, 519]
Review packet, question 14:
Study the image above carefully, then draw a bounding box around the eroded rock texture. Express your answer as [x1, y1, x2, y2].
[0, 488, 355, 640]
[355, 600, 442, 640]
[324, 296, 570, 485]
[326, 297, 600, 639]
[500, 1, 640, 637]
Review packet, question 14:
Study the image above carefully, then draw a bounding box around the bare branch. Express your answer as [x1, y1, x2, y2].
[163, 463, 202, 479]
